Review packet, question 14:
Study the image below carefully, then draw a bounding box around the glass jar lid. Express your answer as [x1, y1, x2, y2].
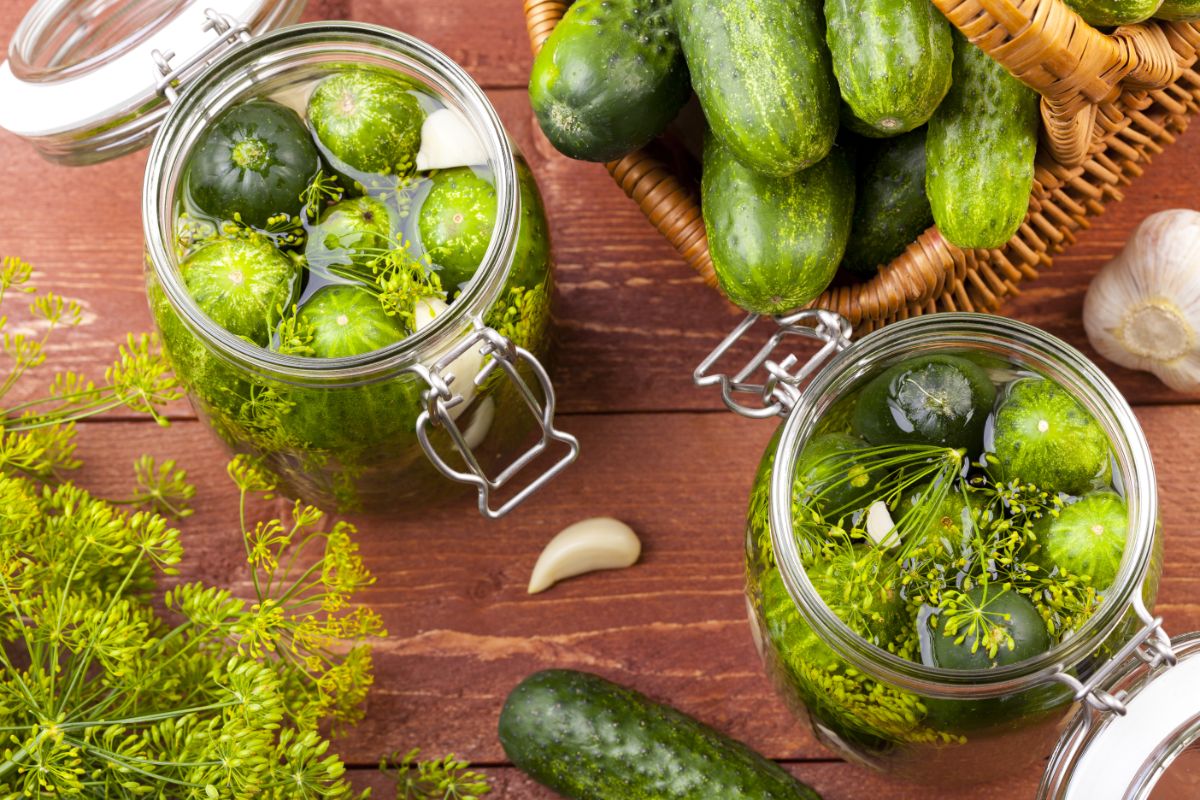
[1043, 632, 1200, 800]
[0, 0, 304, 164]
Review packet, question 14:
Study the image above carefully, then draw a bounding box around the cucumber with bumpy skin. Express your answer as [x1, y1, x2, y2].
[703, 137, 854, 313]
[843, 128, 934, 274]
[676, 0, 838, 176]
[499, 669, 823, 800]
[529, 0, 689, 162]
[1064, 0, 1163, 24]
[1157, 0, 1200, 18]
[927, 33, 1039, 249]
[825, 0, 953, 136]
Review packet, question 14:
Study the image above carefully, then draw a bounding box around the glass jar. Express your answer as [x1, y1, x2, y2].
[0, 4, 578, 517]
[698, 311, 1170, 787]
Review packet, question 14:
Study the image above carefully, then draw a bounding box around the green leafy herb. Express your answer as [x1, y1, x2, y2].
[381, 750, 491, 800]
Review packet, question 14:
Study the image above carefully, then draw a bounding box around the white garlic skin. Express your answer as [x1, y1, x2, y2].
[1083, 209, 1200, 393]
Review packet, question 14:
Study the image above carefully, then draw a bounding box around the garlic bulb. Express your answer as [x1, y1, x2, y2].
[1083, 209, 1200, 393]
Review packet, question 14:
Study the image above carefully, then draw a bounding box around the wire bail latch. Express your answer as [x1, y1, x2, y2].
[415, 326, 579, 519]
[694, 309, 853, 419]
[153, 9, 253, 104]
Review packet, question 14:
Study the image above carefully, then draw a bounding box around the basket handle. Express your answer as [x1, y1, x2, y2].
[932, 0, 1181, 165]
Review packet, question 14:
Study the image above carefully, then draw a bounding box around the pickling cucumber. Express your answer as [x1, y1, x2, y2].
[843, 128, 934, 274]
[499, 669, 823, 800]
[825, 0, 953, 136]
[1064, 0, 1163, 24]
[529, 0, 690, 162]
[1157, 0, 1200, 18]
[676, 0, 838, 176]
[927, 33, 1039, 249]
[703, 137, 854, 313]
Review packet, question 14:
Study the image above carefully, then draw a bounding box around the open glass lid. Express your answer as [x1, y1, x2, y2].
[0, 0, 305, 165]
[1041, 630, 1200, 800]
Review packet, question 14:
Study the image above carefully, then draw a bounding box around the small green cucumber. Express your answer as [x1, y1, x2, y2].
[499, 669, 823, 800]
[1157, 0, 1200, 18]
[1064, 0, 1163, 24]
[927, 33, 1039, 249]
[703, 137, 854, 313]
[825, 0, 953, 136]
[529, 0, 690, 162]
[843, 128, 934, 274]
[676, 0, 838, 176]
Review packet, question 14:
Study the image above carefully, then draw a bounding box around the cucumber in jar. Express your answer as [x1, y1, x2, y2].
[183, 100, 320, 229]
[181, 236, 302, 346]
[852, 354, 996, 451]
[305, 195, 396, 277]
[990, 377, 1112, 496]
[307, 69, 426, 178]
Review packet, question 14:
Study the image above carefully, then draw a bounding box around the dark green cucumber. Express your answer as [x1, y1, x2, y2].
[1064, 0, 1163, 24]
[499, 670, 823, 800]
[529, 0, 689, 162]
[843, 128, 933, 274]
[703, 137, 854, 313]
[927, 33, 1039, 249]
[1157, 0, 1200, 18]
[825, 0, 953, 136]
[676, 0, 838, 176]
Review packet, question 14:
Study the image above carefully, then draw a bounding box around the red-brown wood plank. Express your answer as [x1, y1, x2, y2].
[69, 405, 1200, 776]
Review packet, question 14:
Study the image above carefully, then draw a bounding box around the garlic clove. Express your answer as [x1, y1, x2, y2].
[528, 517, 641, 595]
[866, 500, 900, 549]
[1084, 209, 1200, 393]
[415, 297, 484, 417]
[415, 108, 487, 172]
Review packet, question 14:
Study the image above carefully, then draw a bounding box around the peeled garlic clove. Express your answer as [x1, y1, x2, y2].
[415, 108, 487, 172]
[415, 297, 484, 417]
[866, 500, 900, 549]
[1084, 209, 1200, 393]
[528, 517, 641, 595]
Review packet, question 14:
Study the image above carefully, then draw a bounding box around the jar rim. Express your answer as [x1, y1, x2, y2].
[142, 21, 520, 383]
[769, 313, 1159, 697]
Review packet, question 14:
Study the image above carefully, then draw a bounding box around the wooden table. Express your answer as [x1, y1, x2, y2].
[1, 2, 1198, 797]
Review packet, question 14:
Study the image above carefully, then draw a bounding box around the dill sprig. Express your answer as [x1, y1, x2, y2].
[0, 258, 183, 481]
[382, 750, 492, 800]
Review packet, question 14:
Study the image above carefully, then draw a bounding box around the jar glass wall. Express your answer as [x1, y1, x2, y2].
[143, 23, 558, 513]
[744, 314, 1163, 786]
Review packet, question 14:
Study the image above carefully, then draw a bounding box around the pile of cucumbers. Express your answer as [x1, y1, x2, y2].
[530, 0, 1195, 315]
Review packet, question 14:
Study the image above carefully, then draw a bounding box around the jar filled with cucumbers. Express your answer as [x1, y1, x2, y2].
[138, 23, 576, 516]
[699, 312, 1166, 785]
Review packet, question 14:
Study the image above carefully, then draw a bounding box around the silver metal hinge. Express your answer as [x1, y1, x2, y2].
[694, 309, 853, 419]
[1051, 593, 1177, 718]
[415, 326, 579, 519]
[153, 9, 252, 104]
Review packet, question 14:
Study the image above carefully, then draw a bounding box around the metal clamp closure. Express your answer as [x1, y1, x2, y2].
[1050, 593, 1177, 718]
[153, 9, 252, 104]
[694, 309, 853, 419]
[414, 326, 579, 519]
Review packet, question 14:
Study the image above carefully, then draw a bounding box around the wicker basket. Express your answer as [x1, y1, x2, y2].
[522, 0, 1200, 332]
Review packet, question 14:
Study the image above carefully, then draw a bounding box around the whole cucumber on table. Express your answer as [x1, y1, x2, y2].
[675, 0, 838, 176]
[703, 136, 855, 313]
[825, 0, 953, 136]
[499, 669, 823, 799]
[843, 128, 934, 274]
[1157, 0, 1200, 18]
[529, 0, 690, 162]
[1063, 0, 1163, 24]
[926, 32, 1039, 249]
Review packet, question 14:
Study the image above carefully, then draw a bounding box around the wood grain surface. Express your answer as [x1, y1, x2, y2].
[1, 0, 1199, 798]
